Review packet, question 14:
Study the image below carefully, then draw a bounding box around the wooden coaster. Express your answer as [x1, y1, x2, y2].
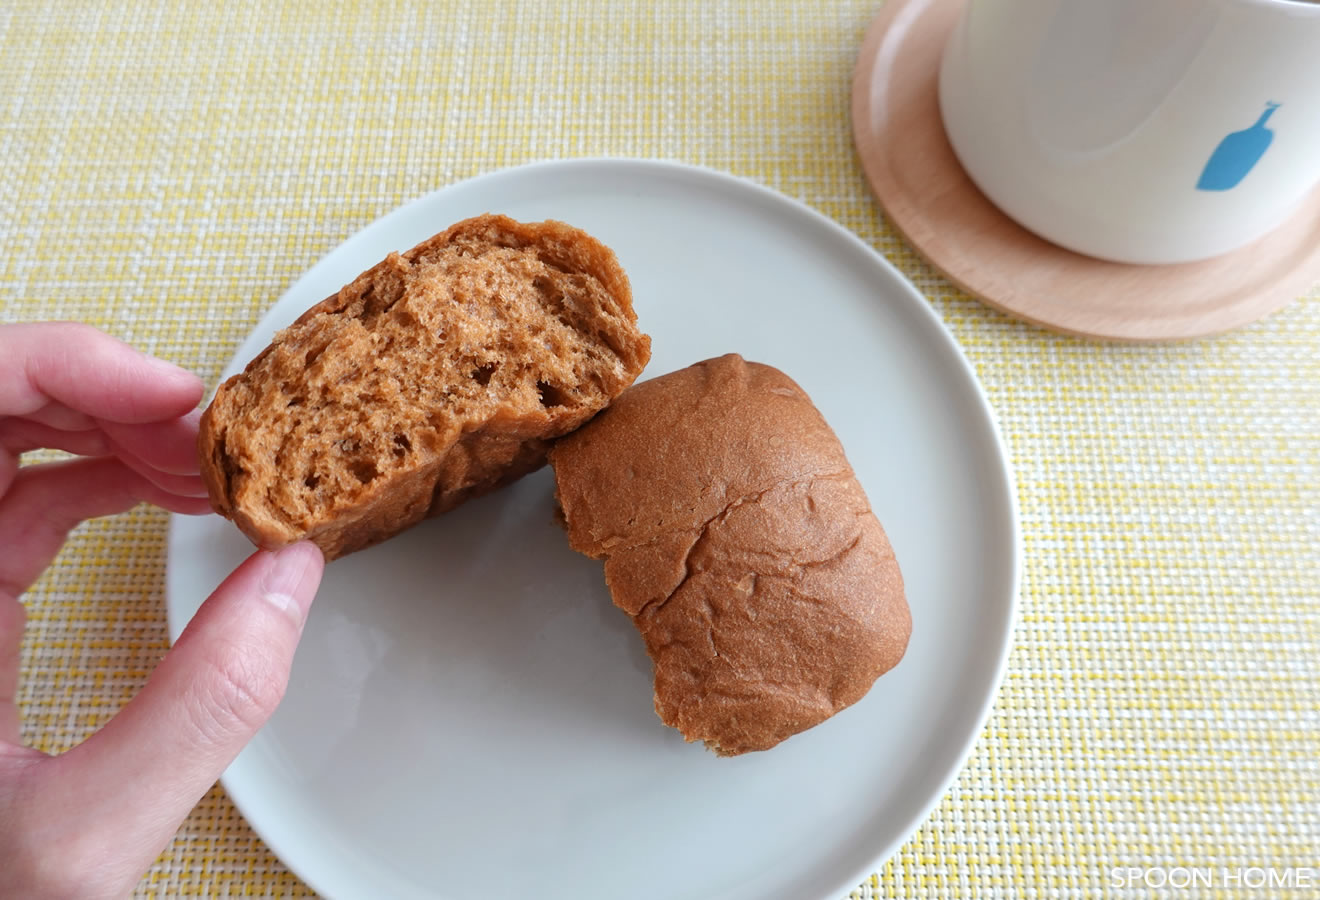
[850, 0, 1320, 342]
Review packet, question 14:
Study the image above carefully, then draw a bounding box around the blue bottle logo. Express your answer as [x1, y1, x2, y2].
[1196, 102, 1280, 192]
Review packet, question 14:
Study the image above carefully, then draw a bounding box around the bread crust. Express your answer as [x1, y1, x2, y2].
[548, 355, 910, 755]
[199, 214, 650, 560]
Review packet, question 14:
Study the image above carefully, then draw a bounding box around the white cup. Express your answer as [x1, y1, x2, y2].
[939, 0, 1320, 264]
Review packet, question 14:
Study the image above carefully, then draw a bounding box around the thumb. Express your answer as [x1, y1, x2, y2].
[42, 542, 323, 887]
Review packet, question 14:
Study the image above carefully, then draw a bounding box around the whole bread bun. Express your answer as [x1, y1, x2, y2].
[199, 214, 651, 560]
[548, 354, 909, 755]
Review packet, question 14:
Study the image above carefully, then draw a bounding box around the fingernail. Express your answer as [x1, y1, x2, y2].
[140, 351, 192, 378]
[141, 352, 205, 392]
[260, 542, 324, 627]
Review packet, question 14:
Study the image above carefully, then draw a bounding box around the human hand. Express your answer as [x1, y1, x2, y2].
[0, 323, 324, 898]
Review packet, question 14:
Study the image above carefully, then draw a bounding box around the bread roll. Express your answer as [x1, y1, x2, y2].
[199, 214, 651, 560]
[549, 354, 910, 755]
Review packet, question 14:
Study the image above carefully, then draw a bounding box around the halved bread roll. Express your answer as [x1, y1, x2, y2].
[199, 214, 650, 560]
[549, 354, 910, 755]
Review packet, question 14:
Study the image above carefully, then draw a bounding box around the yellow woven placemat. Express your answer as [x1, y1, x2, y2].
[3, 2, 1318, 897]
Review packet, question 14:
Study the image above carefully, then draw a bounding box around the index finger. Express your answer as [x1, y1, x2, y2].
[0, 322, 203, 423]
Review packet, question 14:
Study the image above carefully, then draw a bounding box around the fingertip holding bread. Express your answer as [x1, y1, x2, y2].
[198, 214, 651, 560]
[549, 354, 910, 755]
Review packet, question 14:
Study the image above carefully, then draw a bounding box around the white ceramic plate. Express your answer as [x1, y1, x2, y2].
[167, 159, 1020, 900]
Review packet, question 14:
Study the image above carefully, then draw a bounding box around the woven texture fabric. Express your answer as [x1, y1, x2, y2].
[3, 1, 1318, 897]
